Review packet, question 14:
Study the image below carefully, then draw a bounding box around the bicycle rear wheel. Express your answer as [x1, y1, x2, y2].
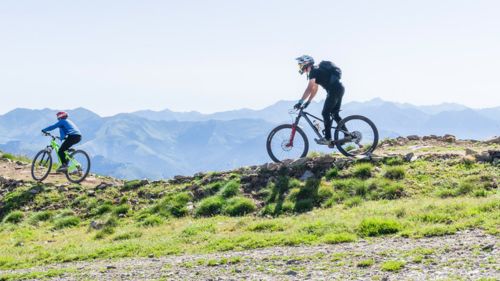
[31, 150, 52, 182]
[65, 150, 91, 183]
[334, 115, 378, 157]
[267, 124, 309, 163]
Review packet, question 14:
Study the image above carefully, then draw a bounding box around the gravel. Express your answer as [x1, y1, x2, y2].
[1, 229, 498, 281]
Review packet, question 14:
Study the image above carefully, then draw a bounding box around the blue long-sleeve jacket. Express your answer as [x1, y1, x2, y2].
[42, 119, 82, 140]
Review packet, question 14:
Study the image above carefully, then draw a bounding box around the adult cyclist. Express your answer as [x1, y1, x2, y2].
[41, 111, 82, 173]
[294, 55, 345, 148]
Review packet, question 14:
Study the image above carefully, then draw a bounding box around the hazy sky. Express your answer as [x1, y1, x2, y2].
[1, 0, 499, 116]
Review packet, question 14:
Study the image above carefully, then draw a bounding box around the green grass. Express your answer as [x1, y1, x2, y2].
[358, 218, 401, 237]
[352, 163, 373, 179]
[381, 260, 405, 271]
[357, 258, 375, 267]
[0, 195, 496, 270]
[52, 216, 80, 229]
[3, 211, 24, 224]
[0, 150, 498, 270]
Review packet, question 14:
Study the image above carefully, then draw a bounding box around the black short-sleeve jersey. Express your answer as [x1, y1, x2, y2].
[308, 66, 332, 90]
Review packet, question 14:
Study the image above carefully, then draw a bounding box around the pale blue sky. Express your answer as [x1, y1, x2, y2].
[1, 0, 499, 116]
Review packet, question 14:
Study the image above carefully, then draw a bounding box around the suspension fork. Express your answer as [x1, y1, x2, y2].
[287, 113, 302, 147]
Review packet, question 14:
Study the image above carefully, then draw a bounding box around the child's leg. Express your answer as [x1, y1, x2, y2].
[58, 135, 81, 165]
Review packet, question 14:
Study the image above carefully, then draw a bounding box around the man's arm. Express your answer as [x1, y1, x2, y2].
[295, 79, 318, 109]
[307, 82, 319, 102]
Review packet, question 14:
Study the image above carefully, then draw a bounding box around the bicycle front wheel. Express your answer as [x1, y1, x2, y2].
[65, 150, 91, 183]
[31, 150, 53, 182]
[334, 115, 379, 157]
[266, 124, 309, 163]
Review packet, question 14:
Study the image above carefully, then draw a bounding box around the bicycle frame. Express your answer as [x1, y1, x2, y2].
[45, 135, 80, 171]
[287, 109, 349, 146]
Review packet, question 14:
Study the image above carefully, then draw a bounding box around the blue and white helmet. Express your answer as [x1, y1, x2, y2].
[296, 55, 315, 74]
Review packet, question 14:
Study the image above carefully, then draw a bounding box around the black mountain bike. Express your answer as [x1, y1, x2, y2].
[266, 107, 378, 162]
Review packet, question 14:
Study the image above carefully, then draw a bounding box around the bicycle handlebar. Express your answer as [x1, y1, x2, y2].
[42, 131, 61, 140]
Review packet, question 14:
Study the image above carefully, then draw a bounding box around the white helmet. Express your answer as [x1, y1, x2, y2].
[296, 55, 315, 74]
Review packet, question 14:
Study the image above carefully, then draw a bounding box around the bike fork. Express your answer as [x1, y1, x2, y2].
[287, 115, 302, 147]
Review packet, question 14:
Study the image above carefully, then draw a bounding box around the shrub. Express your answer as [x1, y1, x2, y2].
[153, 192, 191, 218]
[384, 166, 405, 180]
[381, 260, 405, 272]
[358, 218, 401, 237]
[122, 180, 146, 191]
[112, 205, 130, 216]
[325, 167, 339, 180]
[141, 215, 163, 227]
[220, 181, 240, 198]
[3, 211, 24, 224]
[344, 196, 363, 208]
[353, 163, 373, 179]
[385, 157, 404, 166]
[248, 221, 286, 232]
[30, 211, 53, 224]
[322, 232, 356, 244]
[296, 178, 320, 202]
[317, 185, 334, 204]
[286, 188, 300, 202]
[1, 153, 15, 160]
[112, 231, 143, 241]
[53, 216, 80, 229]
[223, 197, 256, 216]
[376, 183, 405, 200]
[93, 204, 113, 216]
[204, 181, 223, 194]
[195, 196, 225, 217]
[357, 259, 375, 267]
[456, 181, 474, 195]
[294, 198, 314, 213]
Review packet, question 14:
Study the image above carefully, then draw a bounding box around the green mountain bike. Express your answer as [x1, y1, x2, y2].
[31, 132, 91, 183]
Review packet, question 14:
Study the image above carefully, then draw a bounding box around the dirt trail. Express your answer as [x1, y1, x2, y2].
[0, 159, 121, 188]
[0, 229, 497, 281]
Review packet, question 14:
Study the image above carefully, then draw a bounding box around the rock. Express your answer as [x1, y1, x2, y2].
[95, 182, 112, 190]
[106, 265, 117, 270]
[443, 134, 456, 143]
[476, 151, 491, 162]
[481, 244, 494, 251]
[87, 190, 96, 196]
[285, 270, 297, 276]
[407, 135, 420, 141]
[289, 157, 308, 167]
[484, 136, 500, 144]
[148, 254, 155, 258]
[404, 153, 415, 162]
[465, 148, 477, 156]
[57, 185, 68, 192]
[90, 221, 104, 230]
[299, 170, 314, 181]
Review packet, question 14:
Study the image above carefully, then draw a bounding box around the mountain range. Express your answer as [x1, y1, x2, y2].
[0, 98, 498, 179]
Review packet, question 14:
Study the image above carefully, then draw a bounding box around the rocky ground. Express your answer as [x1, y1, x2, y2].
[0, 229, 497, 281]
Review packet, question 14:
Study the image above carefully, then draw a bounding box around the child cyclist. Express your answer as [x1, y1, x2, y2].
[41, 111, 82, 172]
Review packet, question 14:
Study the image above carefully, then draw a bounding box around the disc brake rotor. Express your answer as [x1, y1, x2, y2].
[351, 131, 363, 144]
[281, 140, 293, 151]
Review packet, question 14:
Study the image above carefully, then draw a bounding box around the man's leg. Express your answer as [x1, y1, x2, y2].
[322, 93, 336, 140]
[331, 84, 346, 132]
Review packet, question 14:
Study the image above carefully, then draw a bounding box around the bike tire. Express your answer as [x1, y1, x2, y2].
[31, 150, 53, 182]
[266, 124, 309, 163]
[334, 115, 379, 157]
[65, 150, 91, 183]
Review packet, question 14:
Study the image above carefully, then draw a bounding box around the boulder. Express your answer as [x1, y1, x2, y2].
[407, 135, 420, 141]
[484, 136, 500, 145]
[465, 148, 477, 156]
[443, 134, 456, 143]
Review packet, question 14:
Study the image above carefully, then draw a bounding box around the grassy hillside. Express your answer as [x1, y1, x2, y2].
[0, 138, 498, 271]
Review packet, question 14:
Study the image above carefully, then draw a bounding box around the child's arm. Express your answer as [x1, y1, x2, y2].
[42, 120, 62, 132]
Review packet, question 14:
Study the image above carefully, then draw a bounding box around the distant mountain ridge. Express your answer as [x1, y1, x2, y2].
[0, 99, 498, 179]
